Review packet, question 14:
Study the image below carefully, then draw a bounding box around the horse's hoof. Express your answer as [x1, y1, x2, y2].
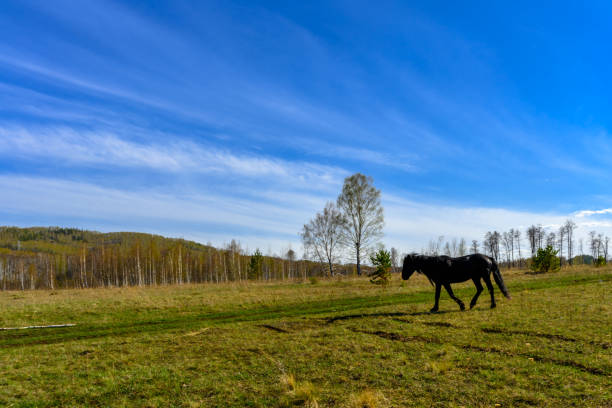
[459, 305, 466, 311]
[490, 304, 496, 309]
[430, 308, 439, 313]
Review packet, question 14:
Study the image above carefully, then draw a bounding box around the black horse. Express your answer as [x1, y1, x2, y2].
[402, 253, 510, 312]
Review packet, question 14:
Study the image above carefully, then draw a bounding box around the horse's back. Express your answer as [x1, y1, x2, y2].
[446, 254, 493, 282]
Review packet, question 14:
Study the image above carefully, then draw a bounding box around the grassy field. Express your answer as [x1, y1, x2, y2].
[1, 265, 610, 407]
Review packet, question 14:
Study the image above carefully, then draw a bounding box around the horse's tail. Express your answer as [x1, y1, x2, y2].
[491, 260, 511, 299]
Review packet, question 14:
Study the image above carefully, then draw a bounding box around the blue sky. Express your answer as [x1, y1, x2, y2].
[1, 0, 611, 255]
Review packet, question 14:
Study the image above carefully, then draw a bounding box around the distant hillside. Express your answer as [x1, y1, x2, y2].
[0, 226, 210, 255]
[0, 226, 354, 290]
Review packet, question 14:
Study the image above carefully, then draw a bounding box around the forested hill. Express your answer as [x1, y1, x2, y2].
[0, 227, 209, 255]
[0, 226, 336, 290]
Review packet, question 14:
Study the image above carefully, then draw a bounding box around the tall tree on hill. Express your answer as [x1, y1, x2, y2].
[337, 173, 384, 276]
[470, 240, 479, 254]
[301, 202, 345, 277]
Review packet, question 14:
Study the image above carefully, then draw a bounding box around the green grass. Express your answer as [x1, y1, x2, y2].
[1, 266, 610, 407]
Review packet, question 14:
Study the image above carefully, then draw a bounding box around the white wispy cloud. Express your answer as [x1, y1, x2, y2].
[0, 175, 313, 236]
[382, 194, 612, 252]
[0, 126, 347, 190]
[574, 208, 612, 218]
[2, 174, 610, 256]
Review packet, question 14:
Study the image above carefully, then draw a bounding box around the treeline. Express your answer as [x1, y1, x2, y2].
[0, 227, 356, 291]
[423, 220, 610, 267]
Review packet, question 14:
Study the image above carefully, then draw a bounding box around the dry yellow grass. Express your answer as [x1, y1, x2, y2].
[0, 264, 610, 407]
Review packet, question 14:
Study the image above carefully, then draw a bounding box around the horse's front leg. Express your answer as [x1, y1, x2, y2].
[430, 283, 441, 312]
[443, 283, 465, 311]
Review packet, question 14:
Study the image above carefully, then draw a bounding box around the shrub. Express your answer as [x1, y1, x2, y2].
[369, 249, 392, 285]
[595, 256, 607, 267]
[530, 245, 560, 273]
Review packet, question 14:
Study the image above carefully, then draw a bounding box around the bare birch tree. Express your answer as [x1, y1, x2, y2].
[337, 173, 384, 276]
[527, 225, 537, 255]
[301, 202, 345, 277]
[558, 225, 565, 266]
[513, 229, 522, 266]
[458, 238, 467, 256]
[564, 220, 577, 264]
[390, 247, 399, 273]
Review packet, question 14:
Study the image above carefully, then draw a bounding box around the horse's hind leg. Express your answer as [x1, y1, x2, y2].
[483, 274, 496, 308]
[443, 283, 465, 311]
[431, 283, 441, 312]
[470, 278, 483, 309]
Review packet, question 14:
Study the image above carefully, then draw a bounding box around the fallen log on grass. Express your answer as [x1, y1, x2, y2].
[0, 324, 76, 331]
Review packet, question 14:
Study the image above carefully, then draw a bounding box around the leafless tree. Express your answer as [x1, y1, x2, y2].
[546, 232, 556, 249]
[527, 225, 537, 255]
[536, 225, 544, 250]
[443, 241, 452, 256]
[484, 231, 501, 261]
[604, 236, 610, 262]
[435, 236, 444, 255]
[301, 202, 345, 277]
[502, 232, 512, 265]
[390, 247, 399, 273]
[558, 225, 565, 266]
[589, 231, 597, 259]
[285, 247, 296, 279]
[513, 229, 522, 266]
[564, 220, 577, 264]
[336, 173, 384, 276]
[450, 238, 458, 257]
[458, 238, 467, 256]
[597, 233, 604, 259]
[470, 240, 479, 254]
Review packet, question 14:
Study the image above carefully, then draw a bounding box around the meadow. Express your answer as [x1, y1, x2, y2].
[1, 265, 610, 407]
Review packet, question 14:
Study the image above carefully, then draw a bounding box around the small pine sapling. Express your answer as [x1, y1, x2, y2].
[530, 245, 560, 273]
[369, 249, 392, 285]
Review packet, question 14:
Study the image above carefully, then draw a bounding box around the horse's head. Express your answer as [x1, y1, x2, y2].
[402, 254, 418, 280]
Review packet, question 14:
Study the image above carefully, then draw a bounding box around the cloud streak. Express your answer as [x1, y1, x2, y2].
[383, 194, 612, 252]
[0, 126, 347, 190]
[574, 208, 612, 218]
[1, 174, 610, 255]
